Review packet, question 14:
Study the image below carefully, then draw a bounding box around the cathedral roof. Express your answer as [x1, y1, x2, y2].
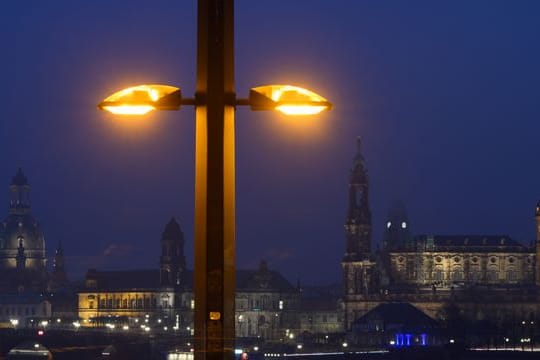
[11, 168, 29, 186]
[408, 235, 530, 252]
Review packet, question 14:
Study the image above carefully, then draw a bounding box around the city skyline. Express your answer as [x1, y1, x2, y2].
[1, 0, 540, 284]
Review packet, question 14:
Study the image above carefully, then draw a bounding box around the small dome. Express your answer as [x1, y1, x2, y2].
[161, 217, 184, 244]
[11, 168, 29, 186]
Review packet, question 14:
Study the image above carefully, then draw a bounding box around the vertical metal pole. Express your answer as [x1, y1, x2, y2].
[194, 1, 235, 359]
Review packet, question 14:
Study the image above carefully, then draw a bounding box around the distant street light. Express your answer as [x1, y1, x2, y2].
[97, 1, 332, 359]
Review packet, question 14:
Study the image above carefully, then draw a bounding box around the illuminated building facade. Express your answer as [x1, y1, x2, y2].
[235, 261, 300, 340]
[342, 139, 540, 333]
[77, 221, 301, 341]
[0, 169, 48, 293]
[387, 235, 534, 286]
[0, 295, 52, 326]
[78, 218, 193, 329]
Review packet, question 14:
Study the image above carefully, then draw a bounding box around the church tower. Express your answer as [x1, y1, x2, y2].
[535, 201, 540, 287]
[160, 218, 186, 287]
[0, 169, 47, 292]
[343, 137, 372, 260]
[341, 138, 378, 330]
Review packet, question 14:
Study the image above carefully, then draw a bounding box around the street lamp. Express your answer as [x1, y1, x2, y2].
[98, 83, 331, 116]
[97, 1, 331, 360]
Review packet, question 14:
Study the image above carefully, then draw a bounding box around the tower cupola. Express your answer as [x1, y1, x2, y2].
[9, 168, 31, 215]
[160, 218, 186, 287]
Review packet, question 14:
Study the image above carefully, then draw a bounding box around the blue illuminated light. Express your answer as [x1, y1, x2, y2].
[405, 334, 411, 346]
[421, 334, 427, 346]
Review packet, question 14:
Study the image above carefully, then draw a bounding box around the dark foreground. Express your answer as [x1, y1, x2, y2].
[1, 330, 538, 360]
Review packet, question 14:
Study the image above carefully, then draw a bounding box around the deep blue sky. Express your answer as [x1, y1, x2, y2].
[1, 1, 539, 284]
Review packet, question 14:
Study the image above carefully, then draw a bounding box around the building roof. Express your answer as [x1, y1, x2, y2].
[352, 302, 439, 332]
[299, 298, 338, 312]
[0, 294, 49, 305]
[83, 266, 295, 293]
[236, 269, 296, 292]
[85, 269, 161, 291]
[393, 235, 531, 253]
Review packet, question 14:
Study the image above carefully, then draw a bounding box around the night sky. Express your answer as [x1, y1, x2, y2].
[1, 1, 539, 285]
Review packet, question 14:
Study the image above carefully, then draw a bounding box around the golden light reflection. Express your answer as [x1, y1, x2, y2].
[250, 85, 331, 115]
[98, 84, 181, 115]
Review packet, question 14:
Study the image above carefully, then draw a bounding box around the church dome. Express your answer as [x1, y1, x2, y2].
[0, 169, 47, 274]
[0, 213, 45, 251]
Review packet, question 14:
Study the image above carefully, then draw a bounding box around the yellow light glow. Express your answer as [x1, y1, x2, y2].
[276, 105, 327, 115]
[99, 84, 180, 115]
[102, 105, 155, 115]
[250, 85, 331, 115]
[269, 85, 322, 102]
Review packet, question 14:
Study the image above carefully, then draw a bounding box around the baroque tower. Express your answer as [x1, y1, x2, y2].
[343, 137, 372, 260]
[0, 169, 47, 292]
[160, 218, 186, 287]
[342, 138, 378, 330]
[535, 201, 540, 287]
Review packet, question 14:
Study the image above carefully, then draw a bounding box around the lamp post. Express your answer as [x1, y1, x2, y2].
[97, 1, 331, 359]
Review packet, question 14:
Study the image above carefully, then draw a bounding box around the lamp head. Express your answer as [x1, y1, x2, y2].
[249, 85, 332, 115]
[98, 84, 182, 115]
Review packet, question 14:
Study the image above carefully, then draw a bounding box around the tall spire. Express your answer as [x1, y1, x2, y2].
[342, 137, 378, 325]
[353, 137, 364, 167]
[344, 137, 372, 260]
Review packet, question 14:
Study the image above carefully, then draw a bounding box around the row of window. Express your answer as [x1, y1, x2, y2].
[237, 298, 286, 311]
[398, 270, 526, 282]
[0, 306, 40, 316]
[89, 298, 167, 310]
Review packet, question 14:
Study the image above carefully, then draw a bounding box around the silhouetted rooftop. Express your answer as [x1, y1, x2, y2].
[390, 235, 531, 252]
[83, 268, 295, 292]
[352, 302, 439, 332]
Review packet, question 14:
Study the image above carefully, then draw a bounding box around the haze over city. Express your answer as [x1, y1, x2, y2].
[1, 0, 539, 285]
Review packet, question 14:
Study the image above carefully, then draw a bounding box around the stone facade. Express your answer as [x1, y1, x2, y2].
[76, 220, 302, 341]
[0, 169, 48, 293]
[388, 237, 534, 287]
[341, 138, 540, 332]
